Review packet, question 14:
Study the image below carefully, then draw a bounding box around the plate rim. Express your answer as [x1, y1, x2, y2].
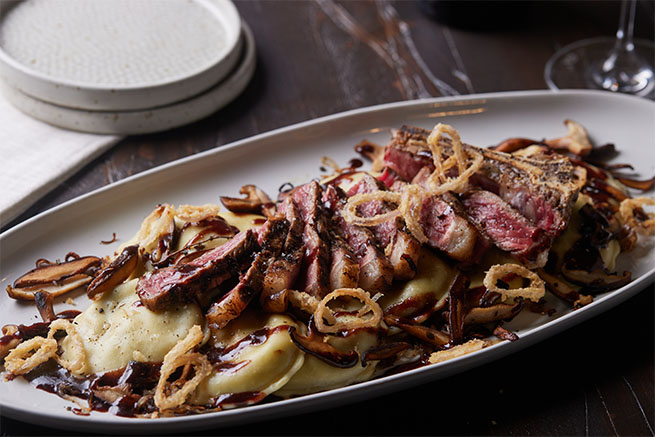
[1, 89, 654, 433]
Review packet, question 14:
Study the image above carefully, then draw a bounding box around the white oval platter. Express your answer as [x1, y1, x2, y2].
[0, 90, 653, 434]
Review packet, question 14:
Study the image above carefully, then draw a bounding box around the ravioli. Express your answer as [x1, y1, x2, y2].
[192, 310, 304, 404]
[274, 329, 378, 397]
[62, 279, 205, 375]
[379, 248, 457, 318]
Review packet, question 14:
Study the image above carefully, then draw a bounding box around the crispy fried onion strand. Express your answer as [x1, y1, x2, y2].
[4, 319, 88, 375]
[342, 191, 402, 226]
[483, 264, 546, 302]
[426, 123, 484, 195]
[154, 325, 211, 411]
[428, 339, 487, 364]
[314, 288, 383, 334]
[342, 185, 428, 243]
[175, 204, 221, 222]
[619, 197, 655, 236]
[4, 336, 57, 375]
[47, 319, 87, 374]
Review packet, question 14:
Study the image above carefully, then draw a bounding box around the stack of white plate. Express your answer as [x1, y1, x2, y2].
[0, 0, 255, 134]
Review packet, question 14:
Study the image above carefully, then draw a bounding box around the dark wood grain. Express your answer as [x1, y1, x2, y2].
[2, 1, 653, 435]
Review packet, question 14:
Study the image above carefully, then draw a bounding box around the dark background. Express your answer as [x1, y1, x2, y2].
[2, 1, 654, 435]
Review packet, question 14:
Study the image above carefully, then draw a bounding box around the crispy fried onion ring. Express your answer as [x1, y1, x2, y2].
[4, 336, 57, 375]
[343, 191, 402, 226]
[314, 288, 383, 334]
[154, 325, 211, 410]
[4, 319, 87, 375]
[426, 123, 484, 195]
[428, 339, 487, 364]
[619, 197, 655, 236]
[342, 185, 428, 243]
[47, 319, 87, 374]
[483, 264, 545, 302]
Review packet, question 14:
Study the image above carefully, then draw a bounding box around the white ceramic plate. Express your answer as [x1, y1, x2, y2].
[1, 90, 653, 434]
[0, 23, 256, 135]
[0, 0, 242, 111]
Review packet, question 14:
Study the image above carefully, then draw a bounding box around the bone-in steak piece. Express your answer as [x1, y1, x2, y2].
[383, 125, 578, 238]
[136, 229, 257, 311]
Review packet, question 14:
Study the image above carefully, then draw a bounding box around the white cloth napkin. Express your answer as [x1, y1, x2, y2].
[0, 94, 122, 228]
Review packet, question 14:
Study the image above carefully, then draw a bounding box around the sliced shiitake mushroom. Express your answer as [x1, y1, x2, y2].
[464, 300, 524, 325]
[560, 263, 631, 293]
[288, 323, 359, 368]
[537, 269, 592, 307]
[384, 314, 450, 349]
[361, 341, 411, 367]
[493, 324, 519, 342]
[13, 256, 100, 288]
[87, 245, 140, 300]
[614, 175, 655, 192]
[220, 185, 275, 217]
[6, 274, 93, 301]
[34, 291, 56, 323]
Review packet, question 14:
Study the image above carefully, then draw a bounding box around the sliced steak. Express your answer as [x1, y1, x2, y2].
[382, 125, 578, 237]
[348, 174, 420, 280]
[206, 253, 266, 330]
[328, 232, 360, 290]
[323, 185, 393, 291]
[461, 190, 550, 268]
[399, 169, 481, 263]
[291, 182, 331, 298]
[137, 230, 258, 311]
[261, 199, 305, 308]
[256, 216, 290, 256]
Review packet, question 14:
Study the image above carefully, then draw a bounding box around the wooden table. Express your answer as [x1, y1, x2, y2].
[2, 1, 653, 435]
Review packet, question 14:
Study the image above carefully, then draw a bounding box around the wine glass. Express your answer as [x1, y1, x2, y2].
[544, 0, 655, 97]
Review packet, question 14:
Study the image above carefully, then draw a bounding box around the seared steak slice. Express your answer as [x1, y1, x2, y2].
[461, 190, 550, 268]
[261, 199, 305, 306]
[206, 253, 266, 330]
[382, 125, 578, 237]
[292, 182, 331, 298]
[398, 169, 481, 263]
[383, 126, 435, 183]
[328, 232, 360, 289]
[348, 174, 420, 280]
[257, 216, 290, 256]
[137, 230, 257, 311]
[323, 185, 393, 291]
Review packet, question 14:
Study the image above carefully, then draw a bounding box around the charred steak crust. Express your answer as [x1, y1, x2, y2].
[136, 229, 258, 311]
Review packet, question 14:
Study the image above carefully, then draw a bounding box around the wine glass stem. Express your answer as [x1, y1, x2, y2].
[615, 0, 636, 52]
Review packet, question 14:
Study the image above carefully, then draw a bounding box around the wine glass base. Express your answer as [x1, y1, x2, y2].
[545, 37, 655, 98]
